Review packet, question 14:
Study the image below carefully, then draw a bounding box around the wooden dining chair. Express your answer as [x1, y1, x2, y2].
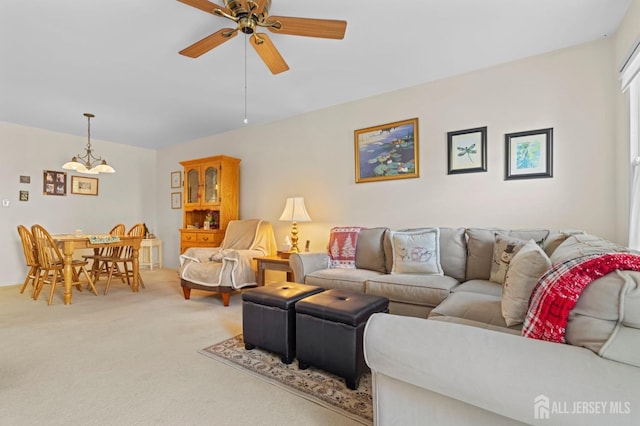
[17, 225, 40, 297]
[31, 224, 99, 305]
[84, 223, 126, 281]
[104, 223, 146, 295]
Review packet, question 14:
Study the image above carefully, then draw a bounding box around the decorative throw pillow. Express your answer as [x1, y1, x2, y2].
[390, 228, 443, 275]
[328, 226, 363, 268]
[502, 240, 552, 326]
[354, 227, 388, 273]
[489, 235, 527, 284]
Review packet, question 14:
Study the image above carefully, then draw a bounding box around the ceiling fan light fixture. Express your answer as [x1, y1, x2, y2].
[178, 0, 346, 74]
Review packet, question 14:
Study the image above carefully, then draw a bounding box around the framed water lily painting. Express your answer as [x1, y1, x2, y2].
[505, 128, 553, 180]
[354, 118, 419, 183]
[447, 126, 487, 174]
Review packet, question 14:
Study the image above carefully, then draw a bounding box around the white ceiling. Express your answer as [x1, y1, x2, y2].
[0, 0, 632, 149]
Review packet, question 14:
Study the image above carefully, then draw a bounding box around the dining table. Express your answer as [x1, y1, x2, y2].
[52, 233, 143, 305]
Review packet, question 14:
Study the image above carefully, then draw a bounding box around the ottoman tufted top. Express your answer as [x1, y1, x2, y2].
[295, 289, 389, 326]
[242, 282, 323, 310]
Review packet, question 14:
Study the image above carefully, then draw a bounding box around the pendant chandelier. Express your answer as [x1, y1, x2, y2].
[62, 113, 115, 174]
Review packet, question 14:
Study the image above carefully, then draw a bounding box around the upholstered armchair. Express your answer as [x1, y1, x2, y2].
[179, 219, 277, 306]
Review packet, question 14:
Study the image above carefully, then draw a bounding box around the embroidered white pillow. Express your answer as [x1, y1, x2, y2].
[390, 228, 443, 275]
[502, 240, 552, 326]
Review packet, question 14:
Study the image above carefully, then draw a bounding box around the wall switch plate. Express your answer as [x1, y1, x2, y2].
[2, 199, 9, 207]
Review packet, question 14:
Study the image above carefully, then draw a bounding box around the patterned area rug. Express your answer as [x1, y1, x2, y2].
[199, 334, 373, 424]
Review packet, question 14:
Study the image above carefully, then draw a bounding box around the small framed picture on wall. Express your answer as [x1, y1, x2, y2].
[43, 170, 67, 196]
[171, 192, 182, 209]
[447, 126, 487, 174]
[505, 128, 553, 180]
[71, 176, 99, 196]
[171, 171, 181, 188]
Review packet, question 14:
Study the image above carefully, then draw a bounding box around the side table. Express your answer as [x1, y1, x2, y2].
[255, 255, 293, 286]
[140, 238, 162, 270]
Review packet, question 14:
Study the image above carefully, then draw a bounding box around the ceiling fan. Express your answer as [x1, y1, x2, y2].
[177, 0, 347, 74]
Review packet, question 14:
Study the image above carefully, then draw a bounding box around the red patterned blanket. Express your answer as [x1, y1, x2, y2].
[522, 252, 640, 343]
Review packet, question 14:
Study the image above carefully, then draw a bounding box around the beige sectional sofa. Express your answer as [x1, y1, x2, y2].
[290, 227, 640, 425]
[290, 227, 556, 322]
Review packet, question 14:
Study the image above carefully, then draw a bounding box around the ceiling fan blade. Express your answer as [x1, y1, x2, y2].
[179, 28, 238, 58]
[177, 0, 231, 15]
[251, 0, 269, 15]
[250, 33, 289, 74]
[266, 16, 347, 39]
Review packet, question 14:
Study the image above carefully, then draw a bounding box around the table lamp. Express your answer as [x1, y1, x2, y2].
[279, 197, 312, 253]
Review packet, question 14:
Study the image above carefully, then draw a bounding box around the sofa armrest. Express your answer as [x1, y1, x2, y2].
[288, 252, 330, 283]
[364, 313, 640, 426]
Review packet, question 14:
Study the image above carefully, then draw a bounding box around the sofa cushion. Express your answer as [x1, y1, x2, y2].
[355, 227, 388, 273]
[465, 228, 550, 280]
[502, 240, 551, 326]
[428, 316, 521, 335]
[305, 268, 383, 293]
[452, 279, 502, 297]
[549, 233, 629, 265]
[438, 227, 467, 282]
[566, 269, 640, 367]
[429, 292, 521, 330]
[542, 230, 584, 257]
[464, 228, 500, 281]
[489, 235, 527, 284]
[389, 228, 443, 275]
[366, 274, 459, 308]
[328, 226, 362, 268]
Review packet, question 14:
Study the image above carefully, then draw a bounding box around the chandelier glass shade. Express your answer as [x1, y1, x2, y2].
[62, 113, 115, 174]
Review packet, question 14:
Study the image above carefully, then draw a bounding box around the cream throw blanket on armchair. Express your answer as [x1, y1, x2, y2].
[179, 219, 277, 289]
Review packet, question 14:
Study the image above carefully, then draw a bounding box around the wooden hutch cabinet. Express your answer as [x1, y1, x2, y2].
[179, 155, 240, 253]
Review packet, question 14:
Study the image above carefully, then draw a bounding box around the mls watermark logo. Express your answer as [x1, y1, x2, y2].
[535, 395, 550, 420]
[534, 394, 631, 420]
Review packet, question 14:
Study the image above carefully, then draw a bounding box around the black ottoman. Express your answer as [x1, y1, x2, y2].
[295, 289, 389, 389]
[242, 282, 323, 364]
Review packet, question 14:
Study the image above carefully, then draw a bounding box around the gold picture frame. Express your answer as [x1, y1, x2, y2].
[354, 118, 419, 183]
[71, 176, 99, 196]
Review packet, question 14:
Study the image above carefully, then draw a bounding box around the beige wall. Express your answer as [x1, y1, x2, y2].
[157, 37, 619, 269]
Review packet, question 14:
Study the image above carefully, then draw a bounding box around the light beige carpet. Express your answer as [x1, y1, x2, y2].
[200, 334, 373, 425]
[0, 269, 362, 426]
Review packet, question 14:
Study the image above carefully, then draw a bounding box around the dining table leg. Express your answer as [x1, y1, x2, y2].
[62, 240, 74, 305]
[132, 246, 140, 292]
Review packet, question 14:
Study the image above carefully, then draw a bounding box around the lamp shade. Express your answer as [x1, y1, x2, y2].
[279, 197, 311, 222]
